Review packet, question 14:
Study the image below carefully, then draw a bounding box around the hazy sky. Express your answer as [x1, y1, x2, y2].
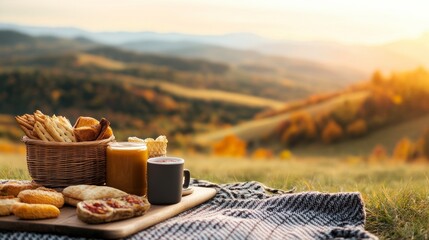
[1, 0, 429, 44]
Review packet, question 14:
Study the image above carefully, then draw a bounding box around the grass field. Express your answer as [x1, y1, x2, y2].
[1, 153, 428, 239]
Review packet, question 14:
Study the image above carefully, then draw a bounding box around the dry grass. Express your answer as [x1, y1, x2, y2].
[184, 155, 429, 240]
[1, 153, 428, 239]
[76, 53, 126, 70]
[114, 74, 285, 109]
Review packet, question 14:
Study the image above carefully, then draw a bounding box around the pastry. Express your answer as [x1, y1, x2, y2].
[77, 195, 150, 224]
[12, 202, 60, 220]
[63, 185, 127, 206]
[73, 116, 103, 141]
[18, 187, 64, 208]
[96, 118, 111, 140]
[0, 196, 20, 216]
[73, 126, 101, 141]
[73, 116, 100, 128]
[0, 181, 41, 197]
[99, 126, 113, 140]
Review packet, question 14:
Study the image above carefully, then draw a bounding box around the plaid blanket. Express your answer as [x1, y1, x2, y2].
[0, 180, 377, 240]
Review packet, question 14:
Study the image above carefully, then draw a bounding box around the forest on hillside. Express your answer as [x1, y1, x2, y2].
[210, 68, 429, 162]
[0, 70, 261, 144]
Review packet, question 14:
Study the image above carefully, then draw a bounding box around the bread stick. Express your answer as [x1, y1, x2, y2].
[34, 121, 54, 141]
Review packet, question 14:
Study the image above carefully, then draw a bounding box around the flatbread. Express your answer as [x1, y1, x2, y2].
[63, 196, 81, 207]
[62, 185, 127, 206]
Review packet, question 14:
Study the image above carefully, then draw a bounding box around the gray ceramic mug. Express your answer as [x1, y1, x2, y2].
[147, 157, 191, 205]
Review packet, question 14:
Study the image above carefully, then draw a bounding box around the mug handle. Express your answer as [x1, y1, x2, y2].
[183, 169, 190, 189]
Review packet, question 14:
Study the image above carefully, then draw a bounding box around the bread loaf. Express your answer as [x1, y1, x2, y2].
[63, 185, 127, 206]
[18, 187, 64, 208]
[77, 195, 150, 224]
[12, 202, 60, 220]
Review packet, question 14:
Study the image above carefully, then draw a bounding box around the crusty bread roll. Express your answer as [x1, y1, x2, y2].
[12, 202, 60, 220]
[0, 196, 20, 216]
[18, 187, 64, 208]
[74, 125, 101, 142]
[0, 181, 41, 197]
[63, 185, 127, 206]
[73, 116, 113, 141]
[74, 116, 101, 142]
[73, 117, 99, 128]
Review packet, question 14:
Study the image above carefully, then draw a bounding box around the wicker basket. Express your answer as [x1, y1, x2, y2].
[22, 136, 115, 188]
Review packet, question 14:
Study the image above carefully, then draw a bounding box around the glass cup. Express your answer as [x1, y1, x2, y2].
[106, 142, 148, 196]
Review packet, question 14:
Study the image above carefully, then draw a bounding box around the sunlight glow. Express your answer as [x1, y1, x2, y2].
[1, 0, 429, 44]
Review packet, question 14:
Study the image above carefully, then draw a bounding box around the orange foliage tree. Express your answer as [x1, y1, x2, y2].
[251, 148, 273, 160]
[346, 119, 367, 138]
[280, 111, 316, 146]
[321, 120, 343, 144]
[212, 135, 247, 157]
[369, 144, 388, 164]
[392, 138, 414, 163]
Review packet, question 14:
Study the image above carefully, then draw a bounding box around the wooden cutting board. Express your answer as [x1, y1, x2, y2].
[0, 186, 216, 239]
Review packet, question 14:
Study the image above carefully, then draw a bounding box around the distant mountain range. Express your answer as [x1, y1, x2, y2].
[0, 29, 364, 94]
[1, 22, 428, 75]
[0, 23, 268, 49]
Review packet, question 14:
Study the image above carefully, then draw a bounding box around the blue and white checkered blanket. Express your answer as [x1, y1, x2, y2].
[0, 180, 377, 239]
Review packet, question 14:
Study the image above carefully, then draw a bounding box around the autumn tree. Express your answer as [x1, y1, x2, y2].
[346, 119, 367, 138]
[251, 148, 273, 160]
[321, 120, 343, 144]
[279, 149, 293, 161]
[369, 144, 388, 164]
[280, 111, 316, 146]
[332, 100, 359, 126]
[281, 124, 300, 145]
[212, 135, 247, 157]
[392, 138, 414, 163]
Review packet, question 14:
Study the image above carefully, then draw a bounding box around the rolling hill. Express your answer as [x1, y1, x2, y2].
[0, 30, 96, 58]
[2, 28, 428, 157]
[383, 32, 429, 68]
[120, 40, 366, 90]
[2, 23, 428, 76]
[194, 91, 369, 145]
[0, 30, 360, 101]
[0, 23, 269, 48]
[195, 67, 429, 158]
[292, 113, 429, 157]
